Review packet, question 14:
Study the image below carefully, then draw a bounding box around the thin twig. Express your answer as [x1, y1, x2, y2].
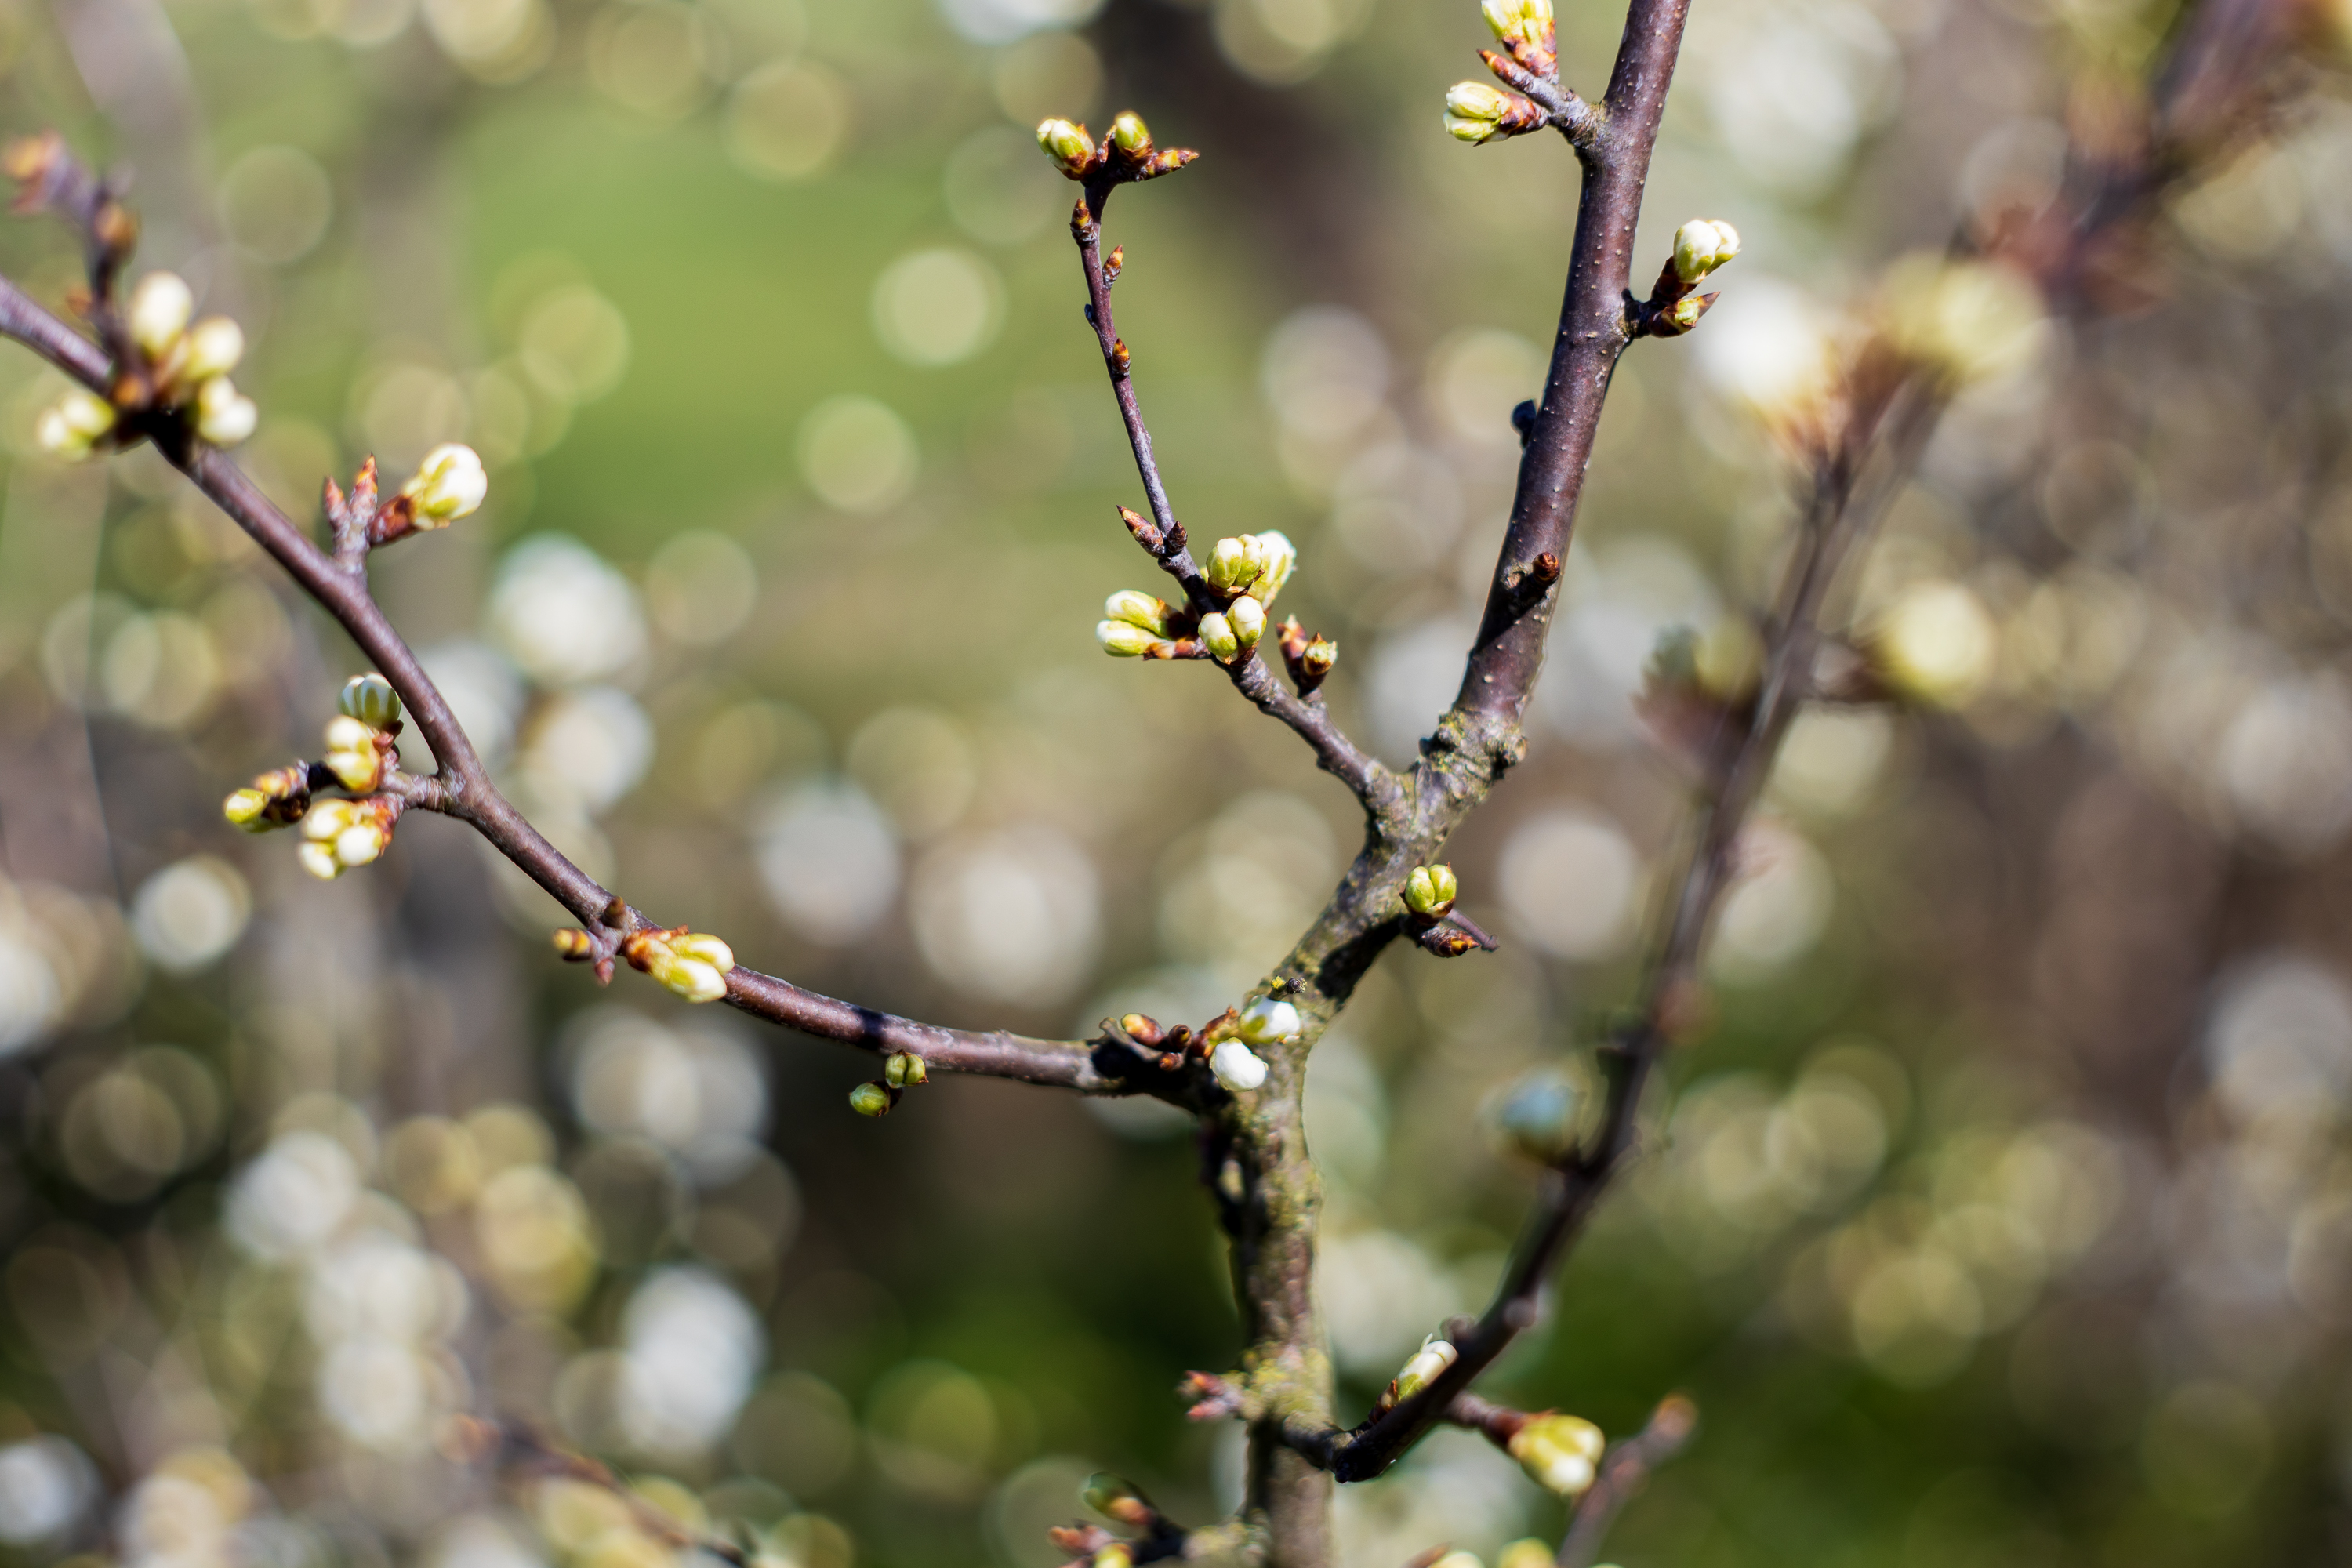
[1555, 1396, 1700, 1568]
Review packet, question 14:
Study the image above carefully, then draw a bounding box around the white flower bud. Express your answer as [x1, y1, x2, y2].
[298, 840, 343, 880]
[1392, 1336, 1458, 1402]
[400, 443, 488, 525]
[335, 823, 388, 868]
[1037, 118, 1094, 178]
[1445, 82, 1516, 144]
[1228, 593, 1265, 652]
[1105, 590, 1172, 635]
[1210, 1039, 1268, 1092]
[36, 388, 116, 459]
[674, 932, 735, 971]
[180, 317, 245, 383]
[194, 376, 257, 447]
[1507, 1413, 1606, 1497]
[129, 271, 193, 358]
[1199, 612, 1240, 663]
[302, 800, 362, 842]
[1250, 531, 1297, 605]
[1671, 219, 1740, 285]
[1098, 619, 1160, 657]
[322, 713, 389, 793]
[1236, 996, 1302, 1047]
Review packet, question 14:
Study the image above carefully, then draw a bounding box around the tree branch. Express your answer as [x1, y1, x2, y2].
[1553, 1395, 1699, 1568]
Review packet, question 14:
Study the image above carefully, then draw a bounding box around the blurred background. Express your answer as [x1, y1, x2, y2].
[0, 0, 2347, 1563]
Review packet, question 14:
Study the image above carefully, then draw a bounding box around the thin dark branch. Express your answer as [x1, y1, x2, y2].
[1555, 1396, 1700, 1568]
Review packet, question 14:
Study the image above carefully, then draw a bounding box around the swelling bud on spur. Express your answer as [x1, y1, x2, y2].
[1444, 81, 1541, 144]
[1097, 619, 1161, 657]
[884, 1051, 928, 1087]
[1109, 111, 1152, 160]
[401, 443, 488, 525]
[623, 928, 736, 1004]
[36, 388, 115, 459]
[1036, 118, 1096, 179]
[194, 376, 257, 447]
[321, 714, 391, 793]
[1210, 1038, 1269, 1092]
[1483, 0, 1554, 51]
[1236, 995, 1302, 1046]
[1227, 593, 1266, 653]
[128, 270, 194, 359]
[1671, 219, 1741, 285]
[1104, 590, 1173, 637]
[1198, 612, 1240, 664]
[338, 673, 402, 731]
[1403, 863, 1458, 920]
[1391, 1336, 1458, 1402]
[848, 1081, 894, 1117]
[1508, 1412, 1606, 1497]
[179, 316, 245, 383]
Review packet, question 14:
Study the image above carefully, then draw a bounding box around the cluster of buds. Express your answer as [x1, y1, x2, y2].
[621, 927, 736, 1004]
[1639, 218, 1743, 336]
[1442, 0, 1561, 147]
[223, 764, 316, 832]
[1095, 590, 1186, 657]
[1443, 82, 1549, 145]
[1036, 110, 1198, 185]
[1399, 863, 1496, 956]
[1196, 531, 1296, 665]
[298, 797, 401, 881]
[1505, 1411, 1606, 1497]
[851, 1051, 929, 1116]
[321, 674, 402, 792]
[1200, 994, 1303, 1092]
[38, 270, 258, 459]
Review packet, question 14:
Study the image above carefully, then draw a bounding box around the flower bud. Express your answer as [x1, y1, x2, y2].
[1507, 1413, 1606, 1497]
[129, 271, 194, 358]
[1105, 590, 1173, 635]
[1228, 593, 1266, 652]
[1403, 863, 1458, 919]
[1483, 0, 1554, 49]
[1671, 219, 1740, 285]
[1445, 82, 1523, 144]
[1236, 996, 1301, 1047]
[552, 928, 594, 960]
[1496, 1542, 1553, 1568]
[36, 388, 117, 459]
[1036, 118, 1095, 179]
[1210, 1038, 1268, 1092]
[322, 715, 390, 793]
[664, 957, 729, 1003]
[194, 376, 257, 447]
[298, 840, 342, 880]
[1098, 619, 1160, 657]
[339, 673, 402, 729]
[299, 797, 395, 877]
[180, 317, 245, 383]
[1199, 612, 1239, 664]
[1206, 536, 1257, 597]
[1496, 1068, 1584, 1162]
[1110, 111, 1152, 158]
[675, 932, 735, 970]
[884, 1051, 928, 1087]
[848, 1080, 893, 1117]
[1392, 1336, 1457, 1402]
[401, 443, 488, 525]
[223, 788, 271, 830]
[1250, 530, 1297, 604]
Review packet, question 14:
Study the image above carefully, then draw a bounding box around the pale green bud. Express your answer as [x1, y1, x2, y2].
[401, 443, 487, 524]
[36, 388, 116, 459]
[129, 270, 193, 359]
[1445, 82, 1515, 144]
[1110, 111, 1152, 158]
[1236, 996, 1301, 1047]
[848, 1080, 893, 1116]
[194, 376, 257, 447]
[1403, 863, 1458, 918]
[1206, 536, 1255, 597]
[1392, 1336, 1457, 1402]
[1250, 530, 1297, 604]
[1671, 295, 1704, 330]
[884, 1051, 928, 1087]
[673, 932, 735, 971]
[180, 317, 245, 383]
[1199, 612, 1239, 663]
[659, 956, 728, 1003]
[1483, 0, 1553, 49]
[1036, 118, 1094, 178]
[339, 673, 402, 729]
[1508, 1413, 1606, 1497]
[1098, 619, 1159, 657]
[1210, 1038, 1268, 1092]
[1228, 593, 1266, 652]
[1496, 1069, 1583, 1161]
[223, 788, 270, 830]
[1671, 219, 1740, 285]
[1105, 590, 1172, 636]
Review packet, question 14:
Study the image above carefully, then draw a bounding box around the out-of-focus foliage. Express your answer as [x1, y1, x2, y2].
[0, 0, 2349, 1564]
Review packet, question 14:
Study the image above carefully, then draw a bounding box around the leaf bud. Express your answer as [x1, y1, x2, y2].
[1109, 111, 1152, 159]
[1036, 118, 1095, 179]
[848, 1080, 893, 1117]
[1228, 593, 1266, 653]
[401, 443, 488, 525]
[36, 388, 117, 459]
[1236, 995, 1302, 1047]
[1507, 1412, 1606, 1497]
[1098, 619, 1160, 657]
[884, 1051, 928, 1087]
[1669, 295, 1705, 331]
[1105, 590, 1173, 635]
[1198, 612, 1239, 664]
[552, 928, 595, 960]
[1392, 1336, 1458, 1402]
[194, 376, 258, 447]
[1403, 863, 1458, 919]
[339, 673, 403, 730]
[129, 271, 194, 359]
[180, 317, 245, 383]
[1210, 1038, 1268, 1092]
[1671, 219, 1740, 285]
[1301, 635, 1338, 678]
